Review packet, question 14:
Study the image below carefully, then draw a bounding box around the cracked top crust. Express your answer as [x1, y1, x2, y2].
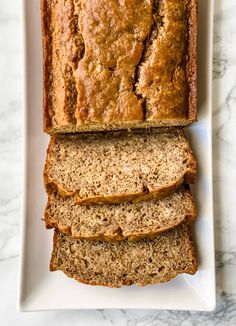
[41, 0, 197, 133]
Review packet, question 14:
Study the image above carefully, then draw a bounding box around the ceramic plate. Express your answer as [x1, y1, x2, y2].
[18, 0, 215, 311]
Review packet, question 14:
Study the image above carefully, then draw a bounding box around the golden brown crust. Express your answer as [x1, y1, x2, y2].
[50, 226, 198, 287]
[43, 135, 55, 191]
[41, 0, 197, 133]
[41, 0, 52, 131]
[184, 225, 198, 276]
[49, 228, 59, 272]
[187, 0, 198, 121]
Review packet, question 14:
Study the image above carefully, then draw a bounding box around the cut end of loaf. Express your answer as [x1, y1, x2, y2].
[44, 119, 196, 134]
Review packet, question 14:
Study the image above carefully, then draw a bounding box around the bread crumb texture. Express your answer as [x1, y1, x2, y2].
[45, 129, 196, 204]
[50, 225, 197, 287]
[45, 187, 196, 240]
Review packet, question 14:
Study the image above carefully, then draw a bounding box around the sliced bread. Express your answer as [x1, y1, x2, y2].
[44, 129, 196, 204]
[45, 187, 196, 241]
[50, 224, 197, 287]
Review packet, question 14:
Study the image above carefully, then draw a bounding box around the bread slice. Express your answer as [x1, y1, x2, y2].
[45, 187, 196, 241]
[44, 129, 196, 205]
[50, 225, 197, 287]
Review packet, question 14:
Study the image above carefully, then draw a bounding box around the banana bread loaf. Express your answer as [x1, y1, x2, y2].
[50, 224, 197, 287]
[44, 129, 197, 204]
[41, 0, 197, 133]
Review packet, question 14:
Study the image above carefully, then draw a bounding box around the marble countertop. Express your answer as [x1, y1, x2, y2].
[0, 0, 235, 324]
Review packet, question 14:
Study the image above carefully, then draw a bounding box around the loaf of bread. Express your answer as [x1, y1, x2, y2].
[41, 0, 197, 133]
[45, 187, 196, 241]
[44, 129, 196, 204]
[50, 224, 197, 287]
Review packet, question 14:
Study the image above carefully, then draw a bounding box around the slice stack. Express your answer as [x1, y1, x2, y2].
[44, 129, 198, 287]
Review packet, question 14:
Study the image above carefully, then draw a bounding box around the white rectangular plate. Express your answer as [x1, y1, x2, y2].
[19, 0, 215, 311]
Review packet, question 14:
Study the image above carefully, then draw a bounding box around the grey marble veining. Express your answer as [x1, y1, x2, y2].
[213, 1, 236, 255]
[0, 0, 22, 265]
[0, 0, 235, 324]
